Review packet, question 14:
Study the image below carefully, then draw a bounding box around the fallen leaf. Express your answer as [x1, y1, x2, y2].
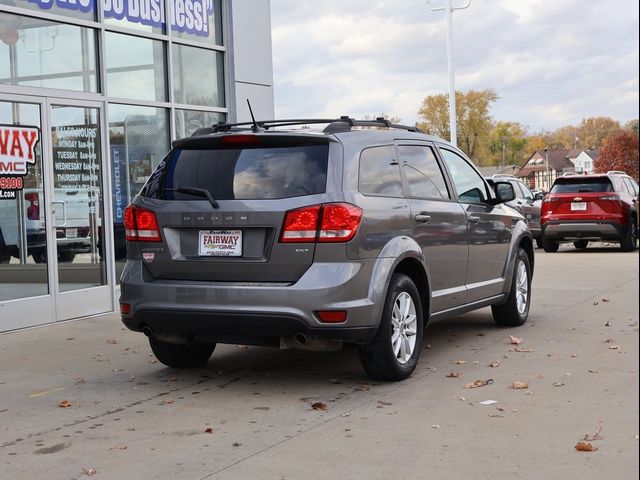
[109, 444, 128, 450]
[588, 369, 598, 374]
[605, 320, 612, 327]
[432, 424, 440, 429]
[575, 441, 598, 452]
[377, 400, 392, 406]
[162, 399, 175, 405]
[454, 360, 466, 365]
[232, 442, 242, 447]
[583, 426, 604, 441]
[609, 345, 621, 351]
[553, 382, 565, 387]
[472, 361, 479, 365]
[464, 379, 494, 389]
[512, 381, 529, 390]
[311, 402, 327, 411]
[204, 427, 213, 434]
[106, 338, 118, 344]
[446, 371, 462, 378]
[488, 413, 504, 418]
[509, 335, 523, 345]
[126, 427, 136, 431]
[58, 400, 72, 408]
[602, 298, 610, 303]
[489, 361, 501, 368]
[82, 468, 97, 476]
[571, 354, 577, 358]
[509, 347, 535, 353]
[604, 338, 614, 343]
[593, 301, 599, 306]
[73, 376, 85, 384]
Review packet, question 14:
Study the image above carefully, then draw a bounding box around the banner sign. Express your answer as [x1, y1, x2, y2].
[110, 145, 128, 224]
[26, 0, 216, 37]
[0, 125, 40, 200]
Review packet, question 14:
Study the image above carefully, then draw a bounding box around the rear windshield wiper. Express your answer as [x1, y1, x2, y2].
[166, 187, 219, 209]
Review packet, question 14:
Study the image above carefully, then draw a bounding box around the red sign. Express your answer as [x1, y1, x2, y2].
[0, 125, 40, 200]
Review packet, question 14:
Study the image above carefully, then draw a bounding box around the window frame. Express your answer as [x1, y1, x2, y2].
[357, 144, 404, 198]
[395, 142, 452, 201]
[435, 144, 493, 205]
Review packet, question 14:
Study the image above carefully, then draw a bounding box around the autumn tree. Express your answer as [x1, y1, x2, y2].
[484, 121, 529, 166]
[362, 113, 402, 124]
[625, 119, 639, 136]
[576, 117, 621, 150]
[595, 130, 639, 180]
[417, 89, 498, 162]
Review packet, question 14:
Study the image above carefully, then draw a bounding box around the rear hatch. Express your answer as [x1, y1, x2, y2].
[133, 134, 332, 283]
[542, 177, 621, 220]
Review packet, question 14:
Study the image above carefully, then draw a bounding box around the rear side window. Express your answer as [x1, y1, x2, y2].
[146, 145, 329, 200]
[398, 145, 450, 200]
[550, 178, 614, 193]
[359, 146, 403, 197]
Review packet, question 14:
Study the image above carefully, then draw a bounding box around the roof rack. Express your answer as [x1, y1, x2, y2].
[492, 173, 517, 178]
[606, 170, 627, 175]
[205, 116, 422, 135]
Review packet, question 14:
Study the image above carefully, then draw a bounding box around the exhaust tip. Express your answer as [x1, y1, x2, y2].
[142, 326, 153, 338]
[294, 332, 308, 345]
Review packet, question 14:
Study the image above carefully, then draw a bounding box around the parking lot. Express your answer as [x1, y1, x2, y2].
[1, 245, 638, 479]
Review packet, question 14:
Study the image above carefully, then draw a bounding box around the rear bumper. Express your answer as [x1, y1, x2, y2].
[541, 220, 624, 241]
[119, 257, 390, 345]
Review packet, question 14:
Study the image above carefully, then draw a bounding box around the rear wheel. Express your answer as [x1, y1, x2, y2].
[31, 248, 47, 264]
[620, 217, 637, 252]
[535, 238, 543, 249]
[542, 236, 559, 253]
[149, 338, 215, 368]
[358, 274, 424, 381]
[58, 251, 76, 263]
[492, 248, 531, 327]
[573, 240, 589, 249]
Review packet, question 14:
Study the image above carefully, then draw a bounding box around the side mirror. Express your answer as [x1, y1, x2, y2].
[493, 181, 516, 203]
[534, 192, 544, 201]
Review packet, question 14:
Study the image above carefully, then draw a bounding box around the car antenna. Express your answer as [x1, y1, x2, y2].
[246, 99, 261, 132]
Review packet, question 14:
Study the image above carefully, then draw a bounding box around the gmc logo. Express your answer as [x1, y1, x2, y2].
[0, 126, 40, 176]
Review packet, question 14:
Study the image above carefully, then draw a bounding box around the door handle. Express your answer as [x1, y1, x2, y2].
[468, 215, 480, 224]
[414, 214, 431, 224]
[51, 201, 67, 227]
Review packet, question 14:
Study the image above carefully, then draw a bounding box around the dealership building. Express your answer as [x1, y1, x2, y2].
[0, 0, 274, 330]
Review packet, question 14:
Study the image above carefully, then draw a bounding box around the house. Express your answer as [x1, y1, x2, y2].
[516, 149, 595, 191]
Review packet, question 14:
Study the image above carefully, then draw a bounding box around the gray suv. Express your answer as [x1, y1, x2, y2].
[120, 118, 534, 381]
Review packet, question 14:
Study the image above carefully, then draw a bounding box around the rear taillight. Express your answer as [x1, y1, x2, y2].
[542, 195, 558, 203]
[280, 203, 363, 243]
[25, 192, 39, 220]
[123, 205, 161, 242]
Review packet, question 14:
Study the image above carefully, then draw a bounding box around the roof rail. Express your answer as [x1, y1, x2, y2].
[207, 116, 422, 134]
[606, 170, 626, 175]
[492, 173, 517, 178]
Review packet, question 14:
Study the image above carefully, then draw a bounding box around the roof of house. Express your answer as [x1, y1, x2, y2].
[517, 149, 581, 177]
[478, 165, 521, 177]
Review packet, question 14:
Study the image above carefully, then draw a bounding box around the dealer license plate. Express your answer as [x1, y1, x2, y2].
[198, 230, 242, 257]
[571, 202, 587, 211]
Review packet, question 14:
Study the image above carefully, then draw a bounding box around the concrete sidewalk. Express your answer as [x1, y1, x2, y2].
[1, 246, 638, 479]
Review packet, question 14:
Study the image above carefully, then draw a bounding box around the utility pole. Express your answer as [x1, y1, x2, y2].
[501, 139, 506, 167]
[428, 0, 471, 147]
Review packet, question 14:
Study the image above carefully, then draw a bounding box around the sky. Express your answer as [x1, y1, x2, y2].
[270, 0, 640, 133]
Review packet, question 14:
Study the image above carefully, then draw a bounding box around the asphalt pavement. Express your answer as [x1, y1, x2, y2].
[1, 244, 638, 479]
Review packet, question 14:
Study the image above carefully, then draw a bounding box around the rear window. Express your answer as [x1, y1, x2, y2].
[550, 178, 614, 193]
[144, 145, 329, 200]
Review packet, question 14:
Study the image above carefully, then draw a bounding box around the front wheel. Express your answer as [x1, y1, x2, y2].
[492, 248, 532, 327]
[358, 274, 424, 381]
[149, 338, 215, 368]
[620, 217, 637, 252]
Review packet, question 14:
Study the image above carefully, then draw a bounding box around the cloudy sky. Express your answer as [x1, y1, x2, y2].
[270, 0, 639, 133]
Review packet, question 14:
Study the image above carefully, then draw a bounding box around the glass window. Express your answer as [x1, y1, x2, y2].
[0, 12, 97, 92]
[175, 109, 224, 139]
[172, 43, 224, 107]
[398, 145, 449, 199]
[0, 0, 96, 21]
[550, 178, 614, 193]
[518, 181, 534, 200]
[108, 104, 169, 264]
[153, 145, 329, 201]
[171, 0, 222, 45]
[359, 146, 402, 197]
[104, 0, 165, 34]
[439, 148, 488, 203]
[105, 32, 166, 102]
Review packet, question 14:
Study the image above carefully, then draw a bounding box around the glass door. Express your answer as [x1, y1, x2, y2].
[47, 100, 113, 321]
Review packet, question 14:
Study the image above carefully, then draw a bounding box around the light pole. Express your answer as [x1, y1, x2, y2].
[428, 0, 471, 147]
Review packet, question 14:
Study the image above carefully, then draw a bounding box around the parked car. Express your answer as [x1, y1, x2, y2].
[119, 117, 534, 381]
[540, 171, 639, 252]
[486, 175, 543, 248]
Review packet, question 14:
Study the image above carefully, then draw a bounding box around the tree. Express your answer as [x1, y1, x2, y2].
[595, 130, 639, 180]
[362, 113, 402, 124]
[484, 121, 529, 166]
[625, 119, 639, 136]
[576, 116, 621, 150]
[417, 89, 498, 161]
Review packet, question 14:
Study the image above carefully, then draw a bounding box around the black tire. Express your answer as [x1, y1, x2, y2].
[541, 236, 559, 253]
[58, 251, 76, 263]
[358, 273, 424, 381]
[31, 248, 47, 264]
[149, 337, 215, 368]
[535, 237, 543, 249]
[573, 240, 589, 249]
[620, 217, 637, 252]
[492, 248, 531, 327]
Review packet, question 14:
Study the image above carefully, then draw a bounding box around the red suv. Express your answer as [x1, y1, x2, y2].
[540, 172, 639, 252]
